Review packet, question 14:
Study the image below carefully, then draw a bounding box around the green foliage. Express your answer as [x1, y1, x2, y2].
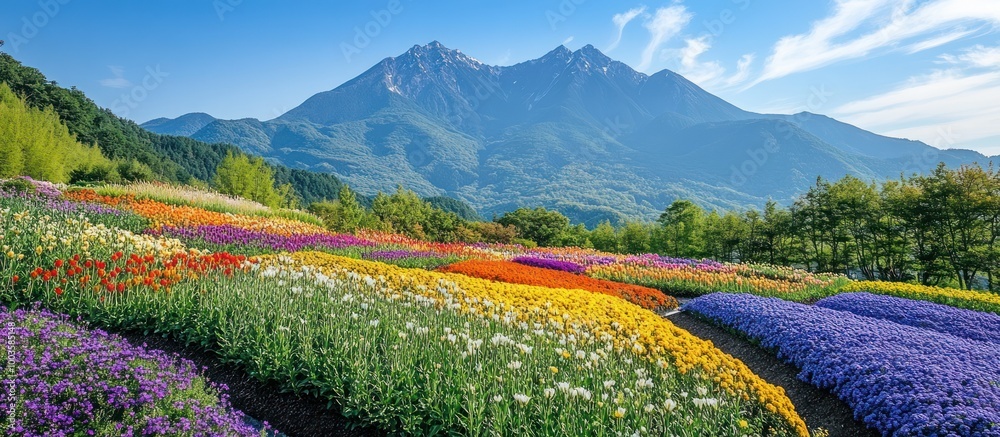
[467, 221, 518, 244]
[425, 196, 482, 221]
[69, 162, 120, 185]
[311, 185, 373, 233]
[212, 151, 291, 208]
[657, 200, 705, 257]
[589, 221, 619, 253]
[116, 159, 155, 182]
[1, 178, 35, 194]
[369, 187, 466, 242]
[0, 83, 111, 183]
[580, 165, 1000, 291]
[497, 207, 570, 247]
[618, 221, 652, 254]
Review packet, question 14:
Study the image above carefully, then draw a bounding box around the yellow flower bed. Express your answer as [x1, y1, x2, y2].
[275, 251, 809, 436]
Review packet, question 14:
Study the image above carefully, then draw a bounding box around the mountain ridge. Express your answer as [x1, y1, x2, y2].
[144, 41, 996, 225]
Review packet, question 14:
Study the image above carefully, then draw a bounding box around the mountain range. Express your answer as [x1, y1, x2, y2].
[143, 41, 997, 225]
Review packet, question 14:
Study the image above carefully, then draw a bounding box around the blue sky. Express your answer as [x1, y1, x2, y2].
[3, 0, 999, 155]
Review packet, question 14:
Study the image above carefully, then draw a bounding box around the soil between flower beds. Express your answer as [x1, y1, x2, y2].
[665, 311, 879, 437]
[111, 329, 385, 437]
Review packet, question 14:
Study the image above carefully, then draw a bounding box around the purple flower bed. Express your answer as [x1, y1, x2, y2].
[684, 292, 1000, 436]
[816, 292, 1000, 346]
[35, 197, 125, 216]
[152, 224, 374, 252]
[511, 256, 586, 274]
[0, 306, 265, 436]
[623, 253, 727, 271]
[363, 249, 448, 261]
[522, 251, 619, 267]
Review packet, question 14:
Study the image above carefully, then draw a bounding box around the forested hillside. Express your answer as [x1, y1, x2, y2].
[0, 53, 343, 204]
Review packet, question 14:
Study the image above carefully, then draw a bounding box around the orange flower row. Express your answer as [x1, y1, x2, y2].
[438, 260, 678, 311]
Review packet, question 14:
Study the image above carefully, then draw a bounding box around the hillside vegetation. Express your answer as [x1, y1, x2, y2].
[0, 53, 344, 204]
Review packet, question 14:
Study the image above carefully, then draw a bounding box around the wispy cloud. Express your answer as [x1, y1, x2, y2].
[725, 54, 755, 87]
[563, 36, 575, 46]
[668, 36, 755, 89]
[751, 0, 1000, 87]
[833, 43, 1000, 151]
[607, 6, 646, 53]
[939, 44, 1000, 67]
[638, 5, 691, 72]
[495, 49, 512, 66]
[904, 28, 977, 54]
[99, 66, 133, 89]
[677, 36, 724, 84]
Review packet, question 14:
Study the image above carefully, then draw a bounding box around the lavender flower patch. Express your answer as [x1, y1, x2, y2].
[153, 224, 374, 252]
[684, 292, 1000, 436]
[0, 306, 267, 436]
[520, 251, 619, 266]
[362, 249, 444, 261]
[511, 256, 585, 274]
[623, 253, 727, 271]
[816, 292, 1000, 346]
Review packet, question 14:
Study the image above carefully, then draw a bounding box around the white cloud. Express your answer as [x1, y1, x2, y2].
[904, 28, 977, 54]
[607, 6, 647, 52]
[99, 66, 133, 89]
[752, 0, 1000, 86]
[725, 54, 755, 86]
[639, 5, 692, 72]
[676, 36, 724, 84]
[833, 43, 1000, 151]
[939, 44, 1000, 68]
[669, 36, 755, 89]
[563, 36, 575, 46]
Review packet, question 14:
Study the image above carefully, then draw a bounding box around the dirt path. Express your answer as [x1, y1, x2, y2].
[665, 311, 880, 437]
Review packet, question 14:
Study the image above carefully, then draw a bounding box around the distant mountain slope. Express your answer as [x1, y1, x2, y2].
[143, 112, 217, 137]
[143, 42, 997, 223]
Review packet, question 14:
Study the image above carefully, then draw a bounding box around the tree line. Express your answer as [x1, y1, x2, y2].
[482, 165, 998, 291]
[301, 164, 999, 291]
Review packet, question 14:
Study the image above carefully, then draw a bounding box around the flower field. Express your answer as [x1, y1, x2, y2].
[0, 179, 812, 435]
[588, 260, 846, 300]
[815, 292, 1000, 346]
[439, 260, 677, 311]
[684, 293, 1000, 436]
[842, 280, 1000, 315]
[65, 185, 847, 302]
[8, 178, 1000, 435]
[0, 306, 267, 436]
